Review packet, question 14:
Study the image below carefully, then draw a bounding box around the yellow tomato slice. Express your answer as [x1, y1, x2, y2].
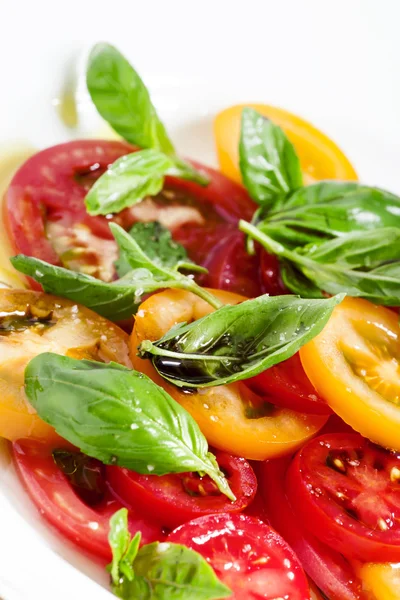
[354, 561, 400, 600]
[214, 103, 358, 184]
[300, 297, 400, 451]
[0, 289, 131, 444]
[131, 288, 327, 460]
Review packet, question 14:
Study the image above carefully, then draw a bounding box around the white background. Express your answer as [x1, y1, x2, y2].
[0, 1, 399, 598]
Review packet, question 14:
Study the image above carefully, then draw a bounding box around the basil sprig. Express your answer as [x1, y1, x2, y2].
[25, 354, 234, 500]
[239, 107, 303, 210]
[108, 509, 231, 600]
[259, 181, 400, 249]
[139, 293, 343, 388]
[86, 43, 208, 215]
[241, 221, 400, 305]
[11, 222, 221, 320]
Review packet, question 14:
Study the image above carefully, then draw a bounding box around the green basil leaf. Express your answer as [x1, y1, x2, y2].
[85, 150, 208, 216]
[241, 221, 400, 305]
[52, 449, 105, 505]
[109, 508, 139, 585]
[261, 181, 400, 248]
[10, 255, 147, 320]
[85, 150, 173, 216]
[115, 221, 203, 278]
[139, 293, 343, 388]
[109, 509, 232, 600]
[87, 43, 174, 154]
[25, 354, 234, 500]
[239, 107, 302, 209]
[11, 224, 218, 319]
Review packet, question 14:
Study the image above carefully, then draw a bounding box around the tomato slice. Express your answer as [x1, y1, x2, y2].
[286, 433, 400, 562]
[168, 513, 310, 600]
[4, 141, 255, 283]
[354, 561, 400, 600]
[214, 103, 358, 184]
[0, 289, 131, 443]
[106, 450, 257, 529]
[12, 441, 164, 560]
[259, 250, 288, 296]
[202, 230, 263, 297]
[131, 288, 328, 460]
[300, 297, 400, 451]
[260, 457, 365, 600]
[246, 354, 332, 415]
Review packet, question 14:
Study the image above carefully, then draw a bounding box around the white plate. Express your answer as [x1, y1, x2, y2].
[0, 1, 399, 598]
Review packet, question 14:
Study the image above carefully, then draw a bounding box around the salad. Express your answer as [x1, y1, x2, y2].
[1, 42, 400, 599]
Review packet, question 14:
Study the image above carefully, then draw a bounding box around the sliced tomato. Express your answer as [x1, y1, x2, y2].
[214, 103, 358, 184]
[4, 141, 255, 284]
[300, 297, 400, 451]
[12, 441, 164, 560]
[286, 433, 400, 562]
[168, 513, 310, 600]
[202, 230, 263, 297]
[246, 354, 332, 415]
[106, 450, 257, 529]
[131, 288, 328, 460]
[0, 289, 131, 443]
[354, 561, 400, 600]
[260, 457, 365, 600]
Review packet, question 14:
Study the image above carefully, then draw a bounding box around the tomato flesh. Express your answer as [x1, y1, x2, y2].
[12, 441, 164, 560]
[106, 450, 257, 529]
[286, 433, 400, 562]
[260, 458, 365, 600]
[247, 354, 332, 415]
[168, 513, 310, 600]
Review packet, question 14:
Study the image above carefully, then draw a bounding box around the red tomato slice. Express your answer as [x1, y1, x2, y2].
[12, 441, 164, 560]
[286, 433, 400, 563]
[260, 458, 365, 600]
[106, 451, 257, 529]
[4, 141, 255, 284]
[202, 230, 263, 297]
[246, 354, 332, 415]
[168, 513, 310, 600]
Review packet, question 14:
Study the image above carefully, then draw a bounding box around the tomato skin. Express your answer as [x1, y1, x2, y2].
[202, 230, 263, 297]
[168, 513, 311, 600]
[260, 458, 365, 600]
[286, 433, 400, 563]
[246, 354, 332, 415]
[12, 441, 164, 560]
[106, 451, 257, 529]
[259, 250, 288, 296]
[131, 288, 328, 460]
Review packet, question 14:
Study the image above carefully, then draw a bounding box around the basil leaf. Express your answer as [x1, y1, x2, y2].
[52, 449, 105, 505]
[11, 255, 147, 320]
[85, 150, 208, 216]
[87, 43, 174, 154]
[241, 221, 400, 305]
[25, 354, 234, 500]
[262, 181, 400, 248]
[109, 509, 232, 600]
[109, 508, 139, 585]
[239, 107, 302, 209]
[115, 221, 203, 278]
[11, 223, 219, 319]
[85, 150, 173, 216]
[139, 293, 343, 388]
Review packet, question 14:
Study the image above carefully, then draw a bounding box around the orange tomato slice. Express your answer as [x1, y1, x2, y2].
[353, 561, 400, 600]
[214, 103, 358, 184]
[131, 288, 328, 460]
[300, 297, 400, 451]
